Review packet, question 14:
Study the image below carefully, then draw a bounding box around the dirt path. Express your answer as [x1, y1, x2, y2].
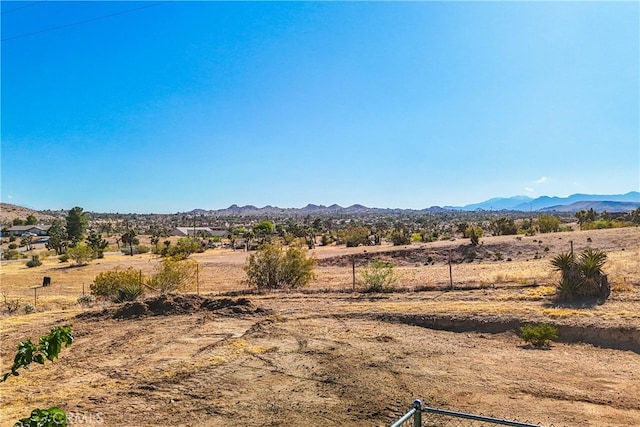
[1, 292, 639, 427]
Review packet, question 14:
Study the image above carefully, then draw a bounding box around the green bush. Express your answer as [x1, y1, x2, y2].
[244, 244, 316, 290]
[58, 253, 69, 263]
[8, 243, 17, 250]
[359, 260, 397, 292]
[23, 303, 36, 314]
[91, 267, 142, 299]
[26, 255, 42, 268]
[520, 323, 558, 348]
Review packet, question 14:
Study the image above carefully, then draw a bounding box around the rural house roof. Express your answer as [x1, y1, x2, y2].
[172, 227, 229, 237]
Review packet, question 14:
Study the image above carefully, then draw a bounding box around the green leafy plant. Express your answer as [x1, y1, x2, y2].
[520, 323, 558, 348]
[2, 326, 73, 382]
[23, 303, 36, 314]
[359, 260, 397, 292]
[15, 407, 68, 427]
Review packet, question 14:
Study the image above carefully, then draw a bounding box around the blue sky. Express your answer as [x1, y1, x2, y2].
[1, 1, 638, 213]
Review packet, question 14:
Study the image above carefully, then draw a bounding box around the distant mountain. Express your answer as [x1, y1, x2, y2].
[446, 196, 533, 211]
[540, 201, 640, 213]
[513, 192, 639, 211]
[449, 192, 639, 212]
[185, 204, 445, 217]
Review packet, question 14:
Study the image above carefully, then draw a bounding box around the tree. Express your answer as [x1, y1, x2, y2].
[244, 244, 316, 290]
[65, 207, 88, 243]
[46, 219, 68, 255]
[25, 214, 38, 225]
[86, 230, 109, 258]
[253, 220, 275, 244]
[121, 229, 138, 256]
[20, 235, 35, 252]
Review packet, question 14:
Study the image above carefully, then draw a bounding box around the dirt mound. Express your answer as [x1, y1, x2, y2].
[78, 295, 270, 320]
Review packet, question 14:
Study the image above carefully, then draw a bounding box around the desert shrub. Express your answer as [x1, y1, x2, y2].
[26, 255, 42, 268]
[341, 226, 370, 247]
[3, 249, 22, 260]
[537, 215, 561, 233]
[161, 237, 201, 258]
[147, 258, 199, 294]
[91, 267, 142, 299]
[58, 253, 69, 263]
[66, 242, 94, 266]
[520, 323, 558, 348]
[112, 282, 145, 303]
[8, 243, 17, 250]
[2, 292, 21, 314]
[244, 244, 316, 290]
[464, 226, 483, 246]
[136, 244, 150, 254]
[359, 260, 397, 292]
[76, 294, 96, 306]
[23, 303, 36, 314]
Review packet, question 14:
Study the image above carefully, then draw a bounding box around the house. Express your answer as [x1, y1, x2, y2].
[171, 227, 230, 238]
[4, 225, 51, 237]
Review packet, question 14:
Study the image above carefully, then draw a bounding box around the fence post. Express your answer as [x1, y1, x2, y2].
[412, 400, 422, 426]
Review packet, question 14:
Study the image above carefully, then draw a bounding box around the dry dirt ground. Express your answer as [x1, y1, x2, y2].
[1, 227, 639, 426]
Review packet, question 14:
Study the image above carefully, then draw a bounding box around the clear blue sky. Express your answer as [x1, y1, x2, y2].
[2, 1, 638, 213]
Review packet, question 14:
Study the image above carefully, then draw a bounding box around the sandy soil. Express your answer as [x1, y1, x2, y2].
[1, 227, 639, 426]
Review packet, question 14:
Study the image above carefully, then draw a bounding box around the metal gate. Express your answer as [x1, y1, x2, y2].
[391, 400, 548, 427]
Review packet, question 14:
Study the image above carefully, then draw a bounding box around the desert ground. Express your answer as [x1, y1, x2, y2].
[1, 227, 639, 426]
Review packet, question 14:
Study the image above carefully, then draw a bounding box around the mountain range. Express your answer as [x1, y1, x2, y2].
[447, 191, 640, 212]
[185, 191, 639, 216]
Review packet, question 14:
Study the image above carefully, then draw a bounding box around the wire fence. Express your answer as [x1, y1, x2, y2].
[391, 400, 550, 427]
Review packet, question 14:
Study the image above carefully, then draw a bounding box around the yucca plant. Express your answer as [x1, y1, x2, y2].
[550, 248, 609, 301]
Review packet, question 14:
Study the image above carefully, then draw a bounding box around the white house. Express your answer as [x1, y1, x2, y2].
[5, 225, 51, 237]
[171, 227, 229, 238]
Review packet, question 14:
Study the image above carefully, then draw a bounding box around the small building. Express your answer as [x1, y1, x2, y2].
[4, 225, 51, 237]
[171, 227, 230, 238]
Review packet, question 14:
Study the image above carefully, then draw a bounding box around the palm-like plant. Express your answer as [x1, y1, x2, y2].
[578, 249, 608, 297]
[551, 248, 609, 301]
